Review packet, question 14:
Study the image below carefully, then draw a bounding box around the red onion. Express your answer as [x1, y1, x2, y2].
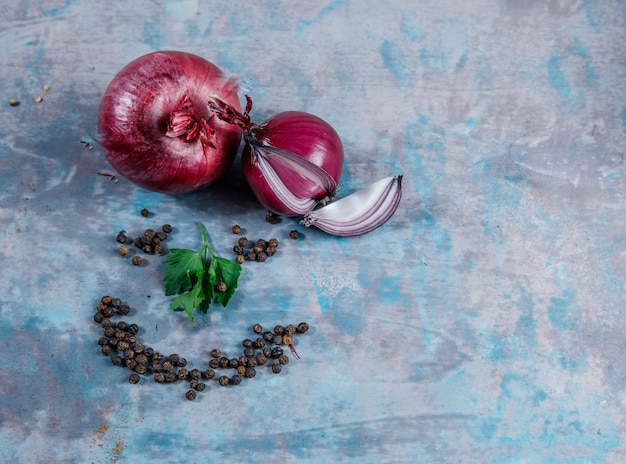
[209, 96, 343, 216]
[97, 51, 242, 194]
[209, 96, 402, 236]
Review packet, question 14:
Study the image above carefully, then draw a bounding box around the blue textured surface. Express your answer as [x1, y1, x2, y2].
[2, 1, 626, 463]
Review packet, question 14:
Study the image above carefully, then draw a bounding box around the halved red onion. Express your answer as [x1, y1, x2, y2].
[98, 51, 242, 194]
[209, 97, 344, 216]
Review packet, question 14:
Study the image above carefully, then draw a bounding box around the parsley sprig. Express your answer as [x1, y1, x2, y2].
[164, 222, 241, 322]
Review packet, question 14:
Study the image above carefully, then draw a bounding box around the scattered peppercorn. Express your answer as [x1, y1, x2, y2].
[116, 231, 127, 243]
[110, 355, 123, 366]
[297, 322, 310, 333]
[189, 369, 202, 380]
[195, 382, 206, 392]
[216, 281, 227, 293]
[164, 372, 177, 383]
[271, 362, 282, 374]
[278, 354, 290, 365]
[129, 373, 140, 384]
[203, 369, 215, 380]
[238, 237, 249, 247]
[244, 367, 256, 378]
[271, 346, 284, 358]
[177, 357, 187, 367]
[131, 255, 143, 266]
[274, 325, 285, 335]
[140, 208, 149, 217]
[253, 324, 263, 334]
[218, 376, 229, 386]
[186, 390, 197, 401]
[210, 349, 222, 358]
[9, 99, 19, 107]
[289, 230, 300, 239]
[230, 375, 242, 385]
[208, 359, 219, 369]
[242, 339, 254, 348]
[231, 224, 241, 234]
[235, 255, 244, 265]
[162, 224, 172, 233]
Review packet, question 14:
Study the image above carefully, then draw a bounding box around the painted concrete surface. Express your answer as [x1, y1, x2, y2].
[1, 1, 626, 462]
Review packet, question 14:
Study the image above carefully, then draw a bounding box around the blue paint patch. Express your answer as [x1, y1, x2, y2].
[465, 116, 477, 135]
[296, 0, 348, 35]
[419, 48, 448, 72]
[570, 38, 598, 87]
[400, 17, 425, 42]
[377, 273, 402, 304]
[455, 48, 469, 71]
[380, 40, 411, 84]
[548, 290, 578, 334]
[547, 54, 573, 101]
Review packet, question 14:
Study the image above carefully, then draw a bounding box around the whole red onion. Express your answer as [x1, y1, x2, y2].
[97, 51, 242, 194]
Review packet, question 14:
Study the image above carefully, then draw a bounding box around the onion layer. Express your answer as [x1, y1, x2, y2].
[98, 51, 242, 194]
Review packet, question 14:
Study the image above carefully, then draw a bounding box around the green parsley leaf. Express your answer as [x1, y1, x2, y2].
[163, 222, 241, 322]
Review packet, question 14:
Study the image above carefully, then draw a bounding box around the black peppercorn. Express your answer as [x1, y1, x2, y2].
[242, 339, 254, 348]
[134, 343, 145, 354]
[108, 337, 119, 349]
[272, 335, 283, 345]
[278, 354, 290, 365]
[144, 347, 154, 357]
[238, 237, 249, 247]
[117, 304, 130, 316]
[143, 228, 156, 240]
[117, 341, 130, 351]
[228, 358, 239, 369]
[195, 382, 206, 392]
[157, 231, 168, 241]
[125, 359, 138, 370]
[271, 346, 283, 358]
[263, 347, 272, 358]
[216, 281, 227, 293]
[285, 324, 296, 335]
[190, 369, 202, 380]
[253, 323, 263, 334]
[237, 365, 246, 376]
[263, 331, 274, 342]
[104, 326, 115, 338]
[110, 355, 123, 366]
[135, 354, 148, 365]
[127, 335, 137, 344]
[245, 251, 256, 261]
[238, 356, 248, 367]
[154, 372, 165, 383]
[116, 321, 127, 331]
[232, 224, 241, 234]
[266, 246, 276, 257]
[93, 312, 104, 324]
[235, 255, 244, 265]
[154, 244, 165, 254]
[133, 237, 142, 248]
[230, 375, 242, 385]
[151, 236, 161, 246]
[268, 238, 279, 248]
[140, 208, 149, 217]
[203, 369, 215, 380]
[128, 323, 139, 335]
[186, 390, 197, 401]
[256, 252, 268, 262]
[274, 325, 285, 335]
[135, 364, 147, 375]
[162, 361, 173, 372]
[111, 298, 122, 308]
[124, 349, 135, 360]
[168, 354, 180, 365]
[244, 367, 256, 378]
[129, 373, 140, 384]
[131, 255, 143, 266]
[98, 336, 110, 346]
[218, 357, 229, 368]
[142, 244, 153, 254]
[162, 224, 172, 233]
[233, 245, 244, 255]
[118, 245, 130, 257]
[177, 357, 187, 367]
[116, 231, 127, 244]
[218, 376, 229, 386]
[153, 353, 164, 363]
[177, 368, 189, 380]
[102, 306, 115, 318]
[164, 372, 177, 383]
[256, 354, 267, 366]
[210, 348, 222, 358]
[101, 318, 112, 328]
[289, 230, 300, 239]
[243, 348, 255, 358]
[247, 356, 258, 368]
[271, 362, 282, 374]
[101, 295, 113, 305]
[297, 322, 309, 333]
[254, 338, 266, 349]
[253, 245, 264, 254]
[208, 359, 219, 369]
[151, 362, 162, 373]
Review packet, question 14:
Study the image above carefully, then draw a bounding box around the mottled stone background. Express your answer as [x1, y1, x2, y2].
[1, 1, 626, 462]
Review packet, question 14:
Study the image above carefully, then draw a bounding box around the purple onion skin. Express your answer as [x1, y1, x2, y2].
[242, 111, 344, 216]
[97, 51, 242, 194]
